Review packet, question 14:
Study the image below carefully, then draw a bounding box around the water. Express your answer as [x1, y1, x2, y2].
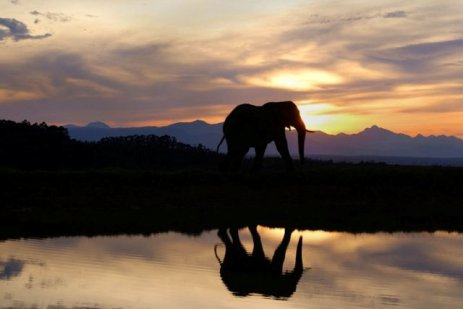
[1, 227, 463, 308]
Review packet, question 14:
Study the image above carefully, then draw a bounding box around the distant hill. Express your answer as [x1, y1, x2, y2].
[65, 121, 463, 165]
[65, 120, 223, 148]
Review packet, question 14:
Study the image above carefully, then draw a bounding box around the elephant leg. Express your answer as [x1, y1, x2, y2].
[218, 228, 236, 265]
[230, 228, 247, 257]
[251, 144, 266, 172]
[218, 228, 232, 246]
[274, 132, 293, 170]
[219, 153, 231, 172]
[226, 143, 249, 171]
[293, 236, 303, 274]
[249, 225, 265, 260]
[270, 228, 293, 274]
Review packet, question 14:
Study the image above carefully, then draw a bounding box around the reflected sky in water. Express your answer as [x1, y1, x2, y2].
[1, 228, 463, 308]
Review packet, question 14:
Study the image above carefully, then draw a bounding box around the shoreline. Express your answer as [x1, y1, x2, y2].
[2, 163, 463, 239]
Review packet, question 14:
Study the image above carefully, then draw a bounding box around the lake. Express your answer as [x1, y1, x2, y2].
[1, 227, 463, 308]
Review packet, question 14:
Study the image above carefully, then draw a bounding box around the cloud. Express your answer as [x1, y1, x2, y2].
[10, 0, 20, 4]
[30, 10, 72, 23]
[402, 100, 463, 114]
[367, 39, 463, 74]
[390, 39, 463, 58]
[304, 10, 408, 25]
[0, 51, 124, 106]
[0, 17, 51, 41]
[305, 13, 379, 25]
[383, 10, 408, 18]
[0, 1, 461, 136]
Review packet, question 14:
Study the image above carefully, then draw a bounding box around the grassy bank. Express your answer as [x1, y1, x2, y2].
[1, 161, 463, 239]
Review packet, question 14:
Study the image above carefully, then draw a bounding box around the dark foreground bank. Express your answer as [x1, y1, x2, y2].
[2, 161, 463, 239]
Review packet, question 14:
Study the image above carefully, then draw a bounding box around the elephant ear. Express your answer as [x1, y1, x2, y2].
[262, 103, 287, 128]
[279, 105, 295, 128]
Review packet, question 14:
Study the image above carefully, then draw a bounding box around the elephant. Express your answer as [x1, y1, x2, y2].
[214, 226, 306, 299]
[217, 101, 312, 171]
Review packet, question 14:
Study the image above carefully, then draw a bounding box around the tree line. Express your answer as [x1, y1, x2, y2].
[0, 120, 218, 169]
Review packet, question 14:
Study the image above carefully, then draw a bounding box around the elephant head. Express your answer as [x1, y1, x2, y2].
[215, 226, 305, 299]
[218, 101, 311, 171]
[262, 101, 307, 165]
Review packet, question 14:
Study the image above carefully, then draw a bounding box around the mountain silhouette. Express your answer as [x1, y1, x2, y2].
[86, 121, 111, 129]
[65, 121, 463, 165]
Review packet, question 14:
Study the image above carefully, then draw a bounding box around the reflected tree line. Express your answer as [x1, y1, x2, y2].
[0, 120, 218, 169]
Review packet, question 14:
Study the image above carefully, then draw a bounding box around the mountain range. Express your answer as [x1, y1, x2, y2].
[65, 121, 463, 166]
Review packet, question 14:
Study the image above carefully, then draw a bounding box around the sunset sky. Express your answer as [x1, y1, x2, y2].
[1, 0, 462, 137]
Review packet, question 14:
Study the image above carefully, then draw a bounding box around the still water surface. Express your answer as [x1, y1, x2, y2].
[1, 227, 463, 308]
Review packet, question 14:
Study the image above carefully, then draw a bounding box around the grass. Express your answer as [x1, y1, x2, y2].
[1, 160, 463, 239]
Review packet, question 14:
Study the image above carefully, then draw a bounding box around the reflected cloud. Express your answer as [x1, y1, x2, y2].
[0, 230, 463, 308]
[0, 258, 24, 280]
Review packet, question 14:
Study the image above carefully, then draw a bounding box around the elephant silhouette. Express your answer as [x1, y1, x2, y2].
[217, 101, 313, 171]
[215, 226, 305, 299]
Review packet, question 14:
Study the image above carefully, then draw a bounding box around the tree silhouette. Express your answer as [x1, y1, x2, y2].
[0, 119, 218, 169]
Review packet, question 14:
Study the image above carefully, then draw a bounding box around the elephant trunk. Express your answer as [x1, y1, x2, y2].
[294, 236, 303, 274]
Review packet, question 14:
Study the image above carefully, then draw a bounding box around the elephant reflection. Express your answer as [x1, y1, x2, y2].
[214, 226, 305, 299]
[217, 101, 314, 171]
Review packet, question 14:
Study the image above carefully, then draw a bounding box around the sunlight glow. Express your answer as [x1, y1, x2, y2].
[299, 230, 340, 244]
[0, 89, 44, 102]
[259, 227, 340, 245]
[244, 69, 343, 91]
[296, 102, 366, 134]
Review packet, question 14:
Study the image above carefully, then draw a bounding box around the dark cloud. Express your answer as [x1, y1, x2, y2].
[305, 13, 380, 25]
[383, 10, 408, 18]
[10, 0, 20, 4]
[362, 241, 463, 281]
[305, 10, 408, 25]
[0, 258, 24, 280]
[0, 17, 51, 41]
[30, 10, 72, 23]
[368, 39, 463, 73]
[109, 42, 172, 64]
[393, 39, 463, 57]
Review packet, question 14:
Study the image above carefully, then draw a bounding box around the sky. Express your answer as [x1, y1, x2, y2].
[0, 0, 462, 137]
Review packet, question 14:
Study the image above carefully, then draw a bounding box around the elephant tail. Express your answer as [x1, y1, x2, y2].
[216, 136, 225, 153]
[214, 243, 224, 265]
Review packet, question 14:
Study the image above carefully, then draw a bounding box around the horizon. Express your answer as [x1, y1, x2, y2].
[65, 119, 463, 140]
[1, 1, 462, 138]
